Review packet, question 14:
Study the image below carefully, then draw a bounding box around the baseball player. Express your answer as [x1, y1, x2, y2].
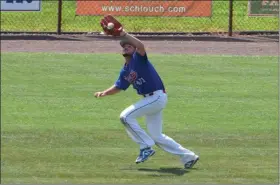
[95, 15, 199, 169]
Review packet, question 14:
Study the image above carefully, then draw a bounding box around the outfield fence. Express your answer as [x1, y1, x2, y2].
[0, 0, 279, 36]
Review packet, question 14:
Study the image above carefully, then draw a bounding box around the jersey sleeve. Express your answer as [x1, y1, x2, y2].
[133, 51, 148, 62]
[114, 70, 130, 91]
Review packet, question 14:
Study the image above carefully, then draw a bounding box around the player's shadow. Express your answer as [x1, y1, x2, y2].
[138, 167, 189, 176]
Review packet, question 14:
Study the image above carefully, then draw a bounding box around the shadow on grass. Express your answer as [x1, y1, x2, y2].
[138, 167, 189, 176]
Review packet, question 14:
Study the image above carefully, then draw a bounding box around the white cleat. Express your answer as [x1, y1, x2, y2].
[184, 154, 199, 169]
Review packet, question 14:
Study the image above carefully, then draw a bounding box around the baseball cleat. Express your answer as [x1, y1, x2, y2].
[135, 147, 155, 164]
[184, 155, 199, 169]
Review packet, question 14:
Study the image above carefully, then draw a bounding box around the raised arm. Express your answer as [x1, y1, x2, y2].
[120, 31, 146, 56]
[100, 15, 146, 56]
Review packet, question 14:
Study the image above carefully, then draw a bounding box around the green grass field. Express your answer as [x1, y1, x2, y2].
[0, 1, 278, 32]
[1, 52, 278, 184]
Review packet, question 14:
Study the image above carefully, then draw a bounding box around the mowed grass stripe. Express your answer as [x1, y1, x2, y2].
[1, 53, 278, 184]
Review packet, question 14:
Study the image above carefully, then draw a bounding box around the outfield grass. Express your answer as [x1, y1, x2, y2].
[0, 1, 278, 32]
[1, 52, 278, 184]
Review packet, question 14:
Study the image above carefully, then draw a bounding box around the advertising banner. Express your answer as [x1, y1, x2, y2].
[76, 0, 212, 17]
[248, 0, 278, 16]
[1, 0, 41, 11]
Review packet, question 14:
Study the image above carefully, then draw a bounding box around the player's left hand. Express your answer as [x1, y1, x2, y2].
[94, 91, 106, 98]
[100, 15, 123, 36]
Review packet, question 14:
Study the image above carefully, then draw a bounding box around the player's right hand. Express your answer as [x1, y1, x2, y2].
[94, 91, 106, 98]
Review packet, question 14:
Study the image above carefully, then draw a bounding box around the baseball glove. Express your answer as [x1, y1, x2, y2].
[100, 15, 123, 36]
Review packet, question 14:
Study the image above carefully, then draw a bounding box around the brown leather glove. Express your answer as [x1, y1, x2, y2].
[100, 15, 124, 36]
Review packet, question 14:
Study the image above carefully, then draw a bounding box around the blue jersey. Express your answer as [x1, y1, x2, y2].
[115, 52, 165, 95]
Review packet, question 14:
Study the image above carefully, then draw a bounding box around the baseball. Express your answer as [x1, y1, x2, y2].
[107, 22, 114, 30]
